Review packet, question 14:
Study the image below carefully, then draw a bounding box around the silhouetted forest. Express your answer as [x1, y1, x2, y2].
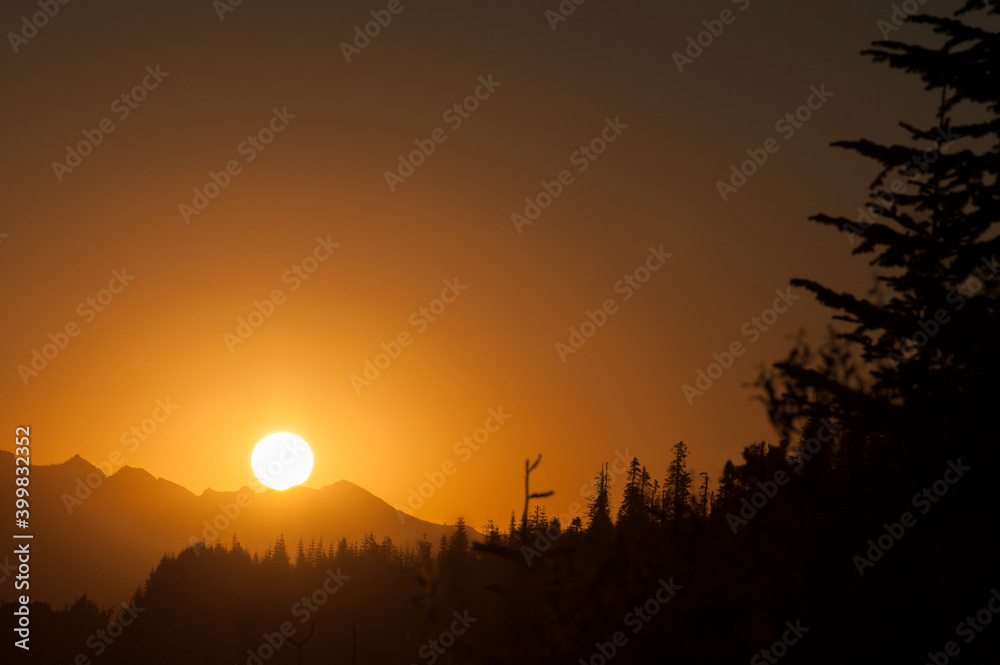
[6, 2, 1000, 663]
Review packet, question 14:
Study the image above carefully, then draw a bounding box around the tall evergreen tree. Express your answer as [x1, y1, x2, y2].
[380, 536, 397, 562]
[435, 534, 450, 569]
[616, 457, 647, 528]
[416, 537, 434, 571]
[312, 537, 324, 566]
[586, 463, 613, 536]
[757, 0, 1000, 464]
[268, 534, 290, 569]
[449, 516, 470, 556]
[505, 511, 519, 547]
[697, 472, 711, 518]
[294, 536, 308, 570]
[665, 441, 693, 524]
[715, 461, 740, 513]
[360, 532, 379, 559]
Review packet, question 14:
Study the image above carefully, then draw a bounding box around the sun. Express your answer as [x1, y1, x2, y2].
[251, 432, 314, 490]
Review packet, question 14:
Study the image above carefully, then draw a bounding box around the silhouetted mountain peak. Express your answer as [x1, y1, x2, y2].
[0, 451, 472, 606]
[58, 454, 105, 478]
[328, 478, 380, 496]
[110, 465, 155, 482]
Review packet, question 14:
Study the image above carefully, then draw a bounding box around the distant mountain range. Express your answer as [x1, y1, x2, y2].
[0, 451, 466, 608]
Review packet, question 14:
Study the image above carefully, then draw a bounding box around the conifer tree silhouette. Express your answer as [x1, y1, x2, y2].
[757, 0, 1000, 460]
[664, 441, 692, 524]
[520, 455, 553, 544]
[586, 462, 613, 537]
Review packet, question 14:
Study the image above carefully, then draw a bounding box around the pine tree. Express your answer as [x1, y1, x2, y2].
[436, 534, 450, 569]
[294, 536, 308, 570]
[416, 537, 434, 571]
[483, 519, 503, 547]
[566, 516, 584, 535]
[519, 455, 553, 544]
[312, 537, 325, 566]
[380, 536, 397, 562]
[333, 537, 351, 565]
[449, 516, 470, 556]
[616, 457, 647, 528]
[505, 511, 519, 547]
[269, 534, 290, 569]
[757, 1, 1000, 463]
[715, 461, 740, 513]
[586, 463, 613, 536]
[665, 441, 692, 524]
[641, 466, 652, 505]
[360, 532, 378, 560]
[698, 472, 711, 518]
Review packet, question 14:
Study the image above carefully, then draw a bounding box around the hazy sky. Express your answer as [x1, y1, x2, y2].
[1, 0, 968, 529]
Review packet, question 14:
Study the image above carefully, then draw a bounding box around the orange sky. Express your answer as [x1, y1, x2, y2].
[0, 0, 948, 529]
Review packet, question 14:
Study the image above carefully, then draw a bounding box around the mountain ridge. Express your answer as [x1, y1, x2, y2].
[0, 449, 469, 607]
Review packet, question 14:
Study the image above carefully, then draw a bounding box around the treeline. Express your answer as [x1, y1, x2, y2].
[8, 409, 994, 665]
